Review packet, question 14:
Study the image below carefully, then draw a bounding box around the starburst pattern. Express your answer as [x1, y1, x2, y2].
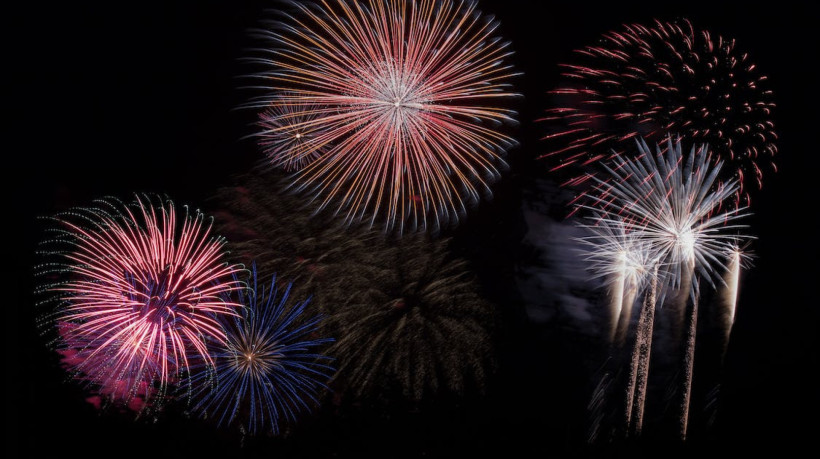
[258, 93, 328, 172]
[543, 19, 776, 207]
[37, 195, 244, 407]
[314, 236, 496, 401]
[583, 138, 751, 292]
[251, 0, 519, 232]
[193, 267, 334, 435]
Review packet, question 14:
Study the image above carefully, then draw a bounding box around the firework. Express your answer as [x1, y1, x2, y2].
[582, 138, 752, 439]
[577, 216, 656, 345]
[543, 19, 776, 207]
[576, 216, 661, 435]
[721, 248, 743, 328]
[251, 0, 518, 232]
[629, 265, 658, 435]
[192, 266, 334, 436]
[36, 195, 244, 408]
[588, 138, 750, 292]
[258, 93, 328, 172]
[317, 235, 496, 401]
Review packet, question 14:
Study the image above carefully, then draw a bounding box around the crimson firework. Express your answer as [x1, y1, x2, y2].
[37, 195, 245, 407]
[543, 19, 776, 207]
[251, 0, 519, 232]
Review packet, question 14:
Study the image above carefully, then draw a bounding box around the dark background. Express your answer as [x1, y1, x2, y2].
[8, 1, 818, 457]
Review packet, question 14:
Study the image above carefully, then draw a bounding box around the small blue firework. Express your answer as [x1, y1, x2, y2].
[194, 265, 334, 436]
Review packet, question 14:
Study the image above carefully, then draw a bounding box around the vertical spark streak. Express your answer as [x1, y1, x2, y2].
[614, 276, 638, 347]
[722, 250, 742, 328]
[680, 259, 698, 440]
[630, 268, 658, 435]
[608, 269, 626, 345]
[669, 261, 695, 344]
[680, 296, 699, 440]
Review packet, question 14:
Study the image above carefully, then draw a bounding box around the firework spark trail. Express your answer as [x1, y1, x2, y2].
[722, 249, 742, 328]
[37, 195, 244, 406]
[577, 216, 659, 435]
[668, 260, 695, 346]
[251, 0, 519, 232]
[680, 274, 699, 440]
[612, 273, 638, 346]
[630, 267, 658, 435]
[607, 269, 627, 345]
[542, 19, 776, 208]
[623, 297, 643, 431]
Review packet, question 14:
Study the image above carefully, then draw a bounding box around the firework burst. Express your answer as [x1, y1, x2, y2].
[193, 266, 334, 436]
[587, 138, 751, 293]
[36, 195, 244, 408]
[580, 138, 752, 439]
[577, 215, 661, 435]
[544, 19, 776, 206]
[251, 0, 519, 232]
[258, 93, 328, 172]
[316, 236, 496, 401]
[577, 216, 658, 344]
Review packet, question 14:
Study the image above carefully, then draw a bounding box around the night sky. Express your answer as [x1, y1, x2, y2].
[8, 1, 819, 457]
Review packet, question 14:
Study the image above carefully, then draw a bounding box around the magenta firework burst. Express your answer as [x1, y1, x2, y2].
[543, 19, 776, 206]
[37, 195, 245, 407]
[252, 0, 519, 232]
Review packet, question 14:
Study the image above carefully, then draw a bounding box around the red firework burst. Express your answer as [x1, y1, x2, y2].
[542, 19, 776, 207]
[40, 195, 244, 408]
[252, 0, 518, 232]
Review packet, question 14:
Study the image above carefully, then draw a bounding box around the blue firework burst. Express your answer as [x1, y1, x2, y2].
[194, 266, 334, 435]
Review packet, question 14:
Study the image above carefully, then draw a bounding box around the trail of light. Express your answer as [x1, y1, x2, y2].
[614, 276, 638, 346]
[631, 271, 657, 435]
[723, 250, 741, 326]
[680, 280, 699, 441]
[608, 269, 626, 344]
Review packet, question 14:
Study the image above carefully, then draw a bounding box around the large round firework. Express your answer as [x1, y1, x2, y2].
[192, 266, 334, 436]
[36, 195, 245, 408]
[313, 236, 496, 401]
[251, 0, 519, 233]
[543, 19, 776, 206]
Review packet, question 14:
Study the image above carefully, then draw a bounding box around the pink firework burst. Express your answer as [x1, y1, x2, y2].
[252, 0, 519, 232]
[542, 19, 776, 207]
[39, 195, 244, 408]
